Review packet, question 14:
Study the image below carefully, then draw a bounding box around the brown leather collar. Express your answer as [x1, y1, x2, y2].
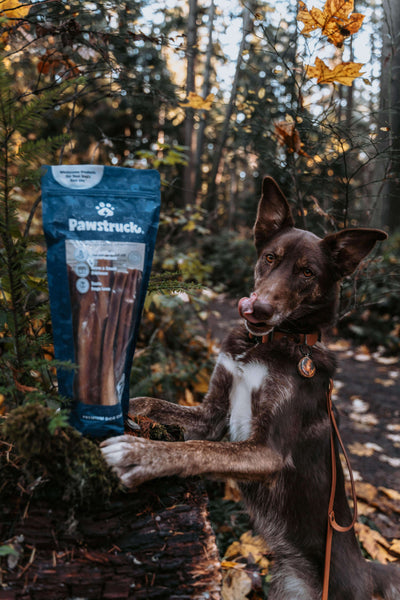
[248, 328, 321, 346]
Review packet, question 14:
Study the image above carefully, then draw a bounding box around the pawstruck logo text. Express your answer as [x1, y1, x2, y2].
[68, 203, 144, 234]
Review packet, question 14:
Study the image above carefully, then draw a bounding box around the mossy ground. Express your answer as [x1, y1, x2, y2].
[0, 403, 121, 509]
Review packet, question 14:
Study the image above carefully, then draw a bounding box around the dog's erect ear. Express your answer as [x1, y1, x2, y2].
[322, 228, 388, 279]
[254, 176, 294, 253]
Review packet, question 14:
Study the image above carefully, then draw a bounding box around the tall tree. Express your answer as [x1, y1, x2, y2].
[194, 0, 216, 199]
[183, 0, 198, 205]
[380, 0, 400, 231]
[206, 1, 256, 212]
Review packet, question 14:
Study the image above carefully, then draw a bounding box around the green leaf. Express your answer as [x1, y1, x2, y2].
[0, 544, 19, 557]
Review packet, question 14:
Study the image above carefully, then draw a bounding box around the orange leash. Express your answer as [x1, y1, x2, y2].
[322, 379, 358, 600]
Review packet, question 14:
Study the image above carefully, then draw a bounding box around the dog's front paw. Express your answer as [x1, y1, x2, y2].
[100, 434, 157, 488]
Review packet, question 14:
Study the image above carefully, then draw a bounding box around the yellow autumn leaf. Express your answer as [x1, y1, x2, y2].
[389, 540, 400, 557]
[378, 487, 400, 502]
[355, 481, 378, 504]
[355, 523, 398, 563]
[306, 57, 364, 86]
[193, 368, 210, 394]
[224, 531, 270, 571]
[348, 442, 375, 457]
[298, 0, 364, 48]
[0, 0, 31, 44]
[0, 0, 30, 21]
[221, 560, 244, 570]
[179, 92, 214, 111]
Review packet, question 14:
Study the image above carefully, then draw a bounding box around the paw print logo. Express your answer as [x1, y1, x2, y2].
[96, 201, 114, 217]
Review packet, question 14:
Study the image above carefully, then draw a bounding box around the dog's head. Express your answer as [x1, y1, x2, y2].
[239, 176, 387, 335]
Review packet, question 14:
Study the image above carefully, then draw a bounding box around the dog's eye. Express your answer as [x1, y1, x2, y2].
[303, 268, 314, 278]
[265, 253, 275, 264]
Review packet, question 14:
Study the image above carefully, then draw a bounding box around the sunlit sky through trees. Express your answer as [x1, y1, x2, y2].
[139, 0, 381, 102]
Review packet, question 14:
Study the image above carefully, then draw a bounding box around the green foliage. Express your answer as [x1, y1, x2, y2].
[339, 234, 400, 353]
[131, 293, 215, 404]
[1, 403, 120, 507]
[200, 232, 256, 296]
[0, 59, 75, 411]
[0, 545, 18, 558]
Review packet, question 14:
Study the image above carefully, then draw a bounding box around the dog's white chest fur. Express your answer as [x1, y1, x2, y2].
[218, 353, 267, 441]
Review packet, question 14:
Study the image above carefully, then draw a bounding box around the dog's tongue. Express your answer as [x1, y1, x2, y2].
[238, 293, 259, 324]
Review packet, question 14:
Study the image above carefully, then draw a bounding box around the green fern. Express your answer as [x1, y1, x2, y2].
[0, 59, 75, 410]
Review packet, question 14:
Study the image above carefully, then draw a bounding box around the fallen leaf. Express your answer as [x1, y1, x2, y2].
[355, 522, 397, 563]
[375, 356, 398, 366]
[355, 481, 378, 504]
[380, 455, 400, 468]
[224, 479, 242, 503]
[222, 568, 252, 600]
[356, 500, 376, 517]
[374, 377, 395, 387]
[387, 424, 400, 432]
[349, 412, 378, 428]
[179, 92, 214, 110]
[224, 531, 270, 571]
[378, 488, 400, 502]
[221, 560, 245, 570]
[350, 397, 370, 413]
[306, 57, 364, 86]
[328, 339, 351, 351]
[349, 442, 375, 457]
[389, 540, 400, 557]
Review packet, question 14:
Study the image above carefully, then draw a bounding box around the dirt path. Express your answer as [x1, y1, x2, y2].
[333, 343, 400, 493]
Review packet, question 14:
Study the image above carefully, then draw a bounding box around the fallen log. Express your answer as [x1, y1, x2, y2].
[0, 407, 222, 599]
[1, 476, 222, 599]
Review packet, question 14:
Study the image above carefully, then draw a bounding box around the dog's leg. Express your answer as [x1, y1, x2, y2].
[268, 558, 321, 600]
[101, 435, 284, 488]
[128, 357, 234, 440]
[128, 396, 211, 439]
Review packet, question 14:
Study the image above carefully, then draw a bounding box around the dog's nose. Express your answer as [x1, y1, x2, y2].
[252, 300, 274, 322]
[238, 293, 258, 317]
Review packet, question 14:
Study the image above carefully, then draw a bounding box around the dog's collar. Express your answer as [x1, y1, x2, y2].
[246, 327, 321, 378]
[246, 326, 320, 347]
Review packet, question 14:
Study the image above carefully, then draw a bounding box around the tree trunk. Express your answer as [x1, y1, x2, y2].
[194, 0, 216, 200]
[206, 3, 255, 213]
[379, 0, 400, 231]
[0, 478, 222, 599]
[183, 0, 198, 206]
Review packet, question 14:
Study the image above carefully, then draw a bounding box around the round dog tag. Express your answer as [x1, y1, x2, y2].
[297, 355, 316, 378]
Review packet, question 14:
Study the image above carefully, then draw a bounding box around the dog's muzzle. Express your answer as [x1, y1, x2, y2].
[238, 293, 275, 335]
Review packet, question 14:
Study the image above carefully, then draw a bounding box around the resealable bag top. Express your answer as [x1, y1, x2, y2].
[42, 165, 160, 437]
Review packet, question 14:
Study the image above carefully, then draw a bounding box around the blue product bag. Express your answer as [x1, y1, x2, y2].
[41, 165, 160, 437]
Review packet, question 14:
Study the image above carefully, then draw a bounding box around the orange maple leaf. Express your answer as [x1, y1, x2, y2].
[306, 57, 364, 86]
[298, 0, 364, 48]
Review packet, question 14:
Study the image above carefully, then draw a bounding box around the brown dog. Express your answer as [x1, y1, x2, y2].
[102, 177, 400, 599]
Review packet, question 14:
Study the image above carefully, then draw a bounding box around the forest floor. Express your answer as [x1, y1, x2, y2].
[204, 295, 400, 542]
